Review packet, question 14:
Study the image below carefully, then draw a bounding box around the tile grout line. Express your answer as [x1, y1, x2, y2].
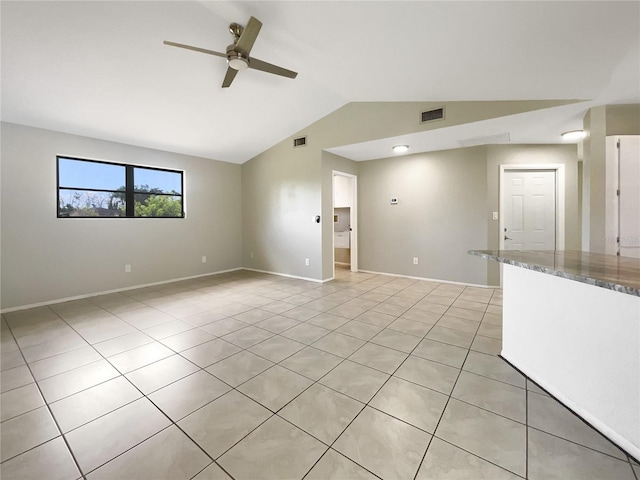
[115, 272, 492, 478]
[316, 283, 470, 478]
[1, 316, 87, 480]
[240, 275, 488, 476]
[224, 275, 445, 479]
[95, 278, 638, 478]
[506, 356, 635, 464]
[289, 278, 500, 479]
[411, 286, 526, 480]
[411, 287, 474, 480]
[63, 286, 273, 479]
[1, 275, 498, 479]
[6, 271, 629, 479]
[16, 297, 237, 478]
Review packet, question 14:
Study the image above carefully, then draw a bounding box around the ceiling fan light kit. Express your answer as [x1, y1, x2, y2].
[227, 53, 249, 71]
[164, 16, 298, 88]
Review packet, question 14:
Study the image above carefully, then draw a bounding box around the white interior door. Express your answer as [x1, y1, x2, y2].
[619, 136, 640, 258]
[503, 170, 556, 250]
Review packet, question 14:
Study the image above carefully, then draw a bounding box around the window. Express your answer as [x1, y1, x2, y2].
[57, 157, 184, 218]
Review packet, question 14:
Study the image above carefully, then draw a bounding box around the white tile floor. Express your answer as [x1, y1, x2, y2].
[1, 268, 638, 479]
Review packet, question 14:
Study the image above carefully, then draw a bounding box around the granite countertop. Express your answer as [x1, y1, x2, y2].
[469, 250, 640, 297]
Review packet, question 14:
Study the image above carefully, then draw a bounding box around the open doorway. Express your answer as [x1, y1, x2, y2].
[332, 171, 357, 276]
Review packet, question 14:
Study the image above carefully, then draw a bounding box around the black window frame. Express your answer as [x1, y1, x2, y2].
[57, 156, 185, 219]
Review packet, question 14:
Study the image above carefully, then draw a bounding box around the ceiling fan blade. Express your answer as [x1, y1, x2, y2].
[249, 57, 298, 79]
[222, 67, 238, 88]
[163, 41, 226, 59]
[235, 16, 262, 56]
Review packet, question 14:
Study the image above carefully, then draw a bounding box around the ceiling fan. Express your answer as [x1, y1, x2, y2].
[164, 16, 298, 88]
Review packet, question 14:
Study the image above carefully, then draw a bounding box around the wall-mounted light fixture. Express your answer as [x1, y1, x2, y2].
[392, 145, 409, 154]
[561, 130, 586, 141]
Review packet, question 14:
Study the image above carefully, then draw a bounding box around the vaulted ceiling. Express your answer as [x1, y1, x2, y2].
[2, 1, 639, 163]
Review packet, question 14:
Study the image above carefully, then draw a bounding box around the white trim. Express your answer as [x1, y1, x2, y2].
[332, 171, 358, 277]
[358, 269, 498, 289]
[0, 268, 243, 313]
[2, 266, 497, 314]
[499, 164, 566, 251]
[243, 268, 324, 284]
[334, 261, 351, 266]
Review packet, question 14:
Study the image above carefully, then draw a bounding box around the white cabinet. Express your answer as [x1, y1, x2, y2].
[334, 231, 350, 249]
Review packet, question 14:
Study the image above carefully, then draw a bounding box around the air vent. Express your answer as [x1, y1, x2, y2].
[293, 136, 307, 148]
[420, 107, 445, 124]
[459, 132, 511, 147]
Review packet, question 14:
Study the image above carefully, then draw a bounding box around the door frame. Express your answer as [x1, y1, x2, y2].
[332, 170, 358, 275]
[499, 164, 565, 250]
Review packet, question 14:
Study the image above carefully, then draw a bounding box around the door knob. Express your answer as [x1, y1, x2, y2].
[504, 235, 512, 240]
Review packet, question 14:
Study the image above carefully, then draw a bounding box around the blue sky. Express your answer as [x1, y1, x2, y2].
[58, 158, 182, 193]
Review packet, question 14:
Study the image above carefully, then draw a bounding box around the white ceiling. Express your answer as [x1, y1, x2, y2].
[2, 1, 639, 164]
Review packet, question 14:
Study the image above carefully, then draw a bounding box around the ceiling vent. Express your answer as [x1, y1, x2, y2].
[420, 107, 445, 124]
[459, 132, 511, 147]
[293, 136, 307, 148]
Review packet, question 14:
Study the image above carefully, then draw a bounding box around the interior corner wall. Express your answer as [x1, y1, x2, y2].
[582, 104, 639, 254]
[241, 141, 323, 280]
[0, 122, 243, 310]
[485, 144, 580, 285]
[357, 147, 489, 285]
[240, 101, 582, 284]
[321, 151, 358, 280]
[583, 106, 608, 253]
[606, 104, 640, 135]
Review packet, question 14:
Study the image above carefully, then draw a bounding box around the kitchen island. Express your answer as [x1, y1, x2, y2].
[470, 250, 640, 461]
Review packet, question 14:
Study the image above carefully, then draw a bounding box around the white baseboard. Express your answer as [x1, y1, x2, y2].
[2, 267, 497, 313]
[0, 267, 243, 313]
[243, 268, 324, 284]
[357, 269, 498, 289]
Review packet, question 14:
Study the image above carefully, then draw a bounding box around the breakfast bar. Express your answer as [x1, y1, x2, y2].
[470, 250, 640, 461]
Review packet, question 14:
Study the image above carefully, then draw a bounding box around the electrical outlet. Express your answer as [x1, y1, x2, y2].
[305, 258, 310, 266]
[413, 257, 419, 265]
[125, 264, 131, 273]
[202, 256, 207, 263]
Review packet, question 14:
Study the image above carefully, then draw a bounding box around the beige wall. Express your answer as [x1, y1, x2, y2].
[486, 144, 580, 284]
[241, 138, 323, 279]
[358, 147, 489, 285]
[1, 123, 243, 309]
[606, 104, 640, 135]
[582, 103, 639, 254]
[323, 101, 579, 148]
[322, 152, 358, 279]
[583, 107, 608, 251]
[245, 100, 576, 283]
[3, 100, 604, 309]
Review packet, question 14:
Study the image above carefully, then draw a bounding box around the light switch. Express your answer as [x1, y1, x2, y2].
[492, 211, 499, 220]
